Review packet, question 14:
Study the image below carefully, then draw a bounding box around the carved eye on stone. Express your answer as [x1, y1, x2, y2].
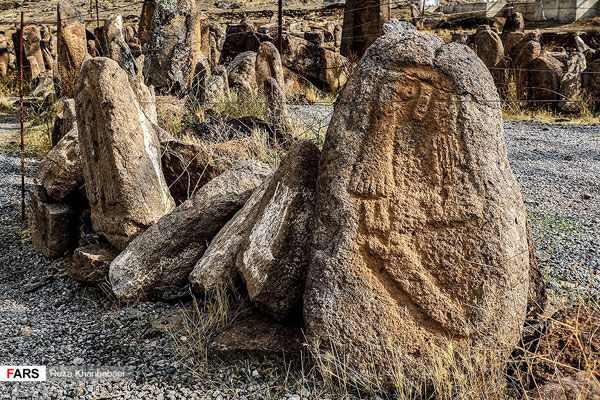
[397, 83, 419, 100]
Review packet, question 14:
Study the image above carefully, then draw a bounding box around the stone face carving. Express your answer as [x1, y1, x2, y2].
[305, 31, 532, 387]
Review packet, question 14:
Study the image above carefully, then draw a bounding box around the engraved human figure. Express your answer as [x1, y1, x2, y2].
[349, 68, 472, 335]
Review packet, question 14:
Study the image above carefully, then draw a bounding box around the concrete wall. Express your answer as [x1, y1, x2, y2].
[440, 2, 507, 18]
[534, 0, 599, 22]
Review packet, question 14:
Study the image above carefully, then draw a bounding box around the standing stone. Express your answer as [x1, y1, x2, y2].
[502, 31, 525, 59]
[281, 34, 348, 92]
[109, 160, 272, 302]
[138, 0, 156, 47]
[255, 41, 285, 95]
[502, 12, 525, 37]
[227, 51, 257, 96]
[333, 25, 342, 48]
[515, 40, 541, 98]
[340, 0, 390, 58]
[528, 56, 561, 102]
[582, 59, 600, 103]
[264, 77, 291, 138]
[130, 55, 158, 124]
[143, 0, 209, 96]
[21, 25, 46, 81]
[204, 65, 230, 106]
[75, 57, 175, 250]
[57, 1, 88, 96]
[472, 25, 504, 70]
[100, 14, 137, 78]
[30, 185, 77, 259]
[69, 244, 119, 283]
[305, 31, 532, 387]
[0, 32, 8, 78]
[40, 128, 83, 202]
[559, 52, 586, 112]
[51, 98, 77, 147]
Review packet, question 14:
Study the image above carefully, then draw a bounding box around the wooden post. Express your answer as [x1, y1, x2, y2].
[95, 0, 100, 28]
[19, 11, 25, 222]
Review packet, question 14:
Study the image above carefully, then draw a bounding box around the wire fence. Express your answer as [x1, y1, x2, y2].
[7, 0, 600, 123]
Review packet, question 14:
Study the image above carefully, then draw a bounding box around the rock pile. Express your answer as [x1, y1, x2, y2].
[27, 2, 547, 392]
[466, 12, 600, 111]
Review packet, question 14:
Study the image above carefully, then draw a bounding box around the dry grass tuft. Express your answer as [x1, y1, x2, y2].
[196, 90, 268, 123]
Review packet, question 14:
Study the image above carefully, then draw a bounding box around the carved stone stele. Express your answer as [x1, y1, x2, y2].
[304, 30, 534, 387]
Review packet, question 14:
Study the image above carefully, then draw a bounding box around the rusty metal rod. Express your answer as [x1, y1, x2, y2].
[277, 0, 282, 56]
[19, 11, 25, 222]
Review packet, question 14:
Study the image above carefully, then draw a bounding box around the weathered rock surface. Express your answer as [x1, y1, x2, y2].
[57, 1, 88, 95]
[340, 0, 390, 58]
[472, 25, 504, 70]
[210, 313, 303, 357]
[51, 98, 77, 147]
[283, 66, 319, 101]
[220, 21, 270, 64]
[39, 128, 83, 202]
[30, 185, 77, 259]
[21, 24, 46, 81]
[264, 77, 291, 139]
[502, 12, 525, 37]
[532, 372, 600, 400]
[191, 141, 318, 320]
[226, 51, 257, 96]
[526, 222, 546, 319]
[75, 57, 175, 250]
[305, 31, 531, 386]
[281, 34, 347, 91]
[528, 56, 561, 102]
[161, 139, 255, 204]
[100, 14, 137, 78]
[144, 0, 209, 96]
[502, 31, 525, 59]
[515, 40, 542, 98]
[255, 41, 285, 95]
[138, 0, 155, 47]
[382, 19, 415, 36]
[559, 52, 586, 112]
[109, 160, 271, 302]
[0, 32, 9, 78]
[69, 244, 119, 283]
[204, 64, 230, 106]
[189, 177, 270, 294]
[583, 59, 600, 103]
[129, 55, 158, 124]
[236, 140, 319, 319]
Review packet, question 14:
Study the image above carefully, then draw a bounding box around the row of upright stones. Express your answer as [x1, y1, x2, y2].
[468, 12, 600, 112]
[28, 0, 545, 390]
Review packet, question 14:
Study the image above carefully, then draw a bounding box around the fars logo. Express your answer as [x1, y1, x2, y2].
[0, 366, 46, 382]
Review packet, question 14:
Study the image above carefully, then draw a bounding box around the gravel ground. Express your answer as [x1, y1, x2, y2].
[505, 122, 600, 294]
[0, 152, 308, 399]
[0, 120, 598, 398]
